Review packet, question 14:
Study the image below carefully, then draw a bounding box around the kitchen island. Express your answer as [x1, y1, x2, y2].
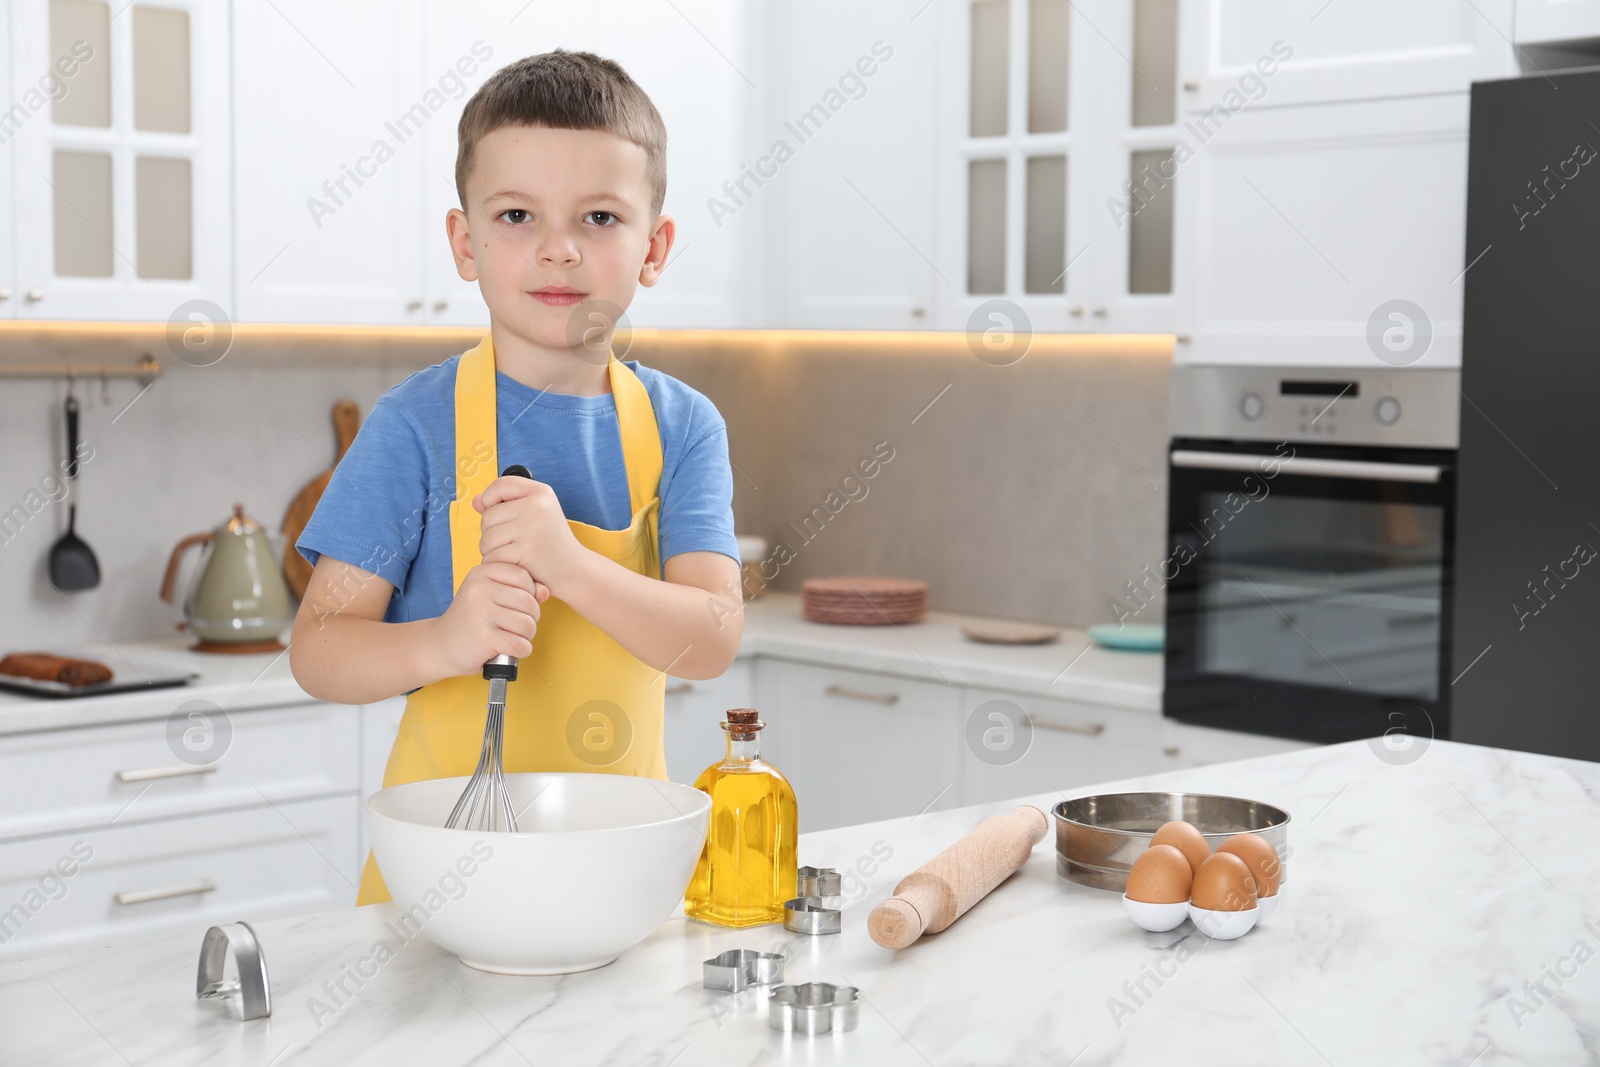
[3, 739, 1597, 1066]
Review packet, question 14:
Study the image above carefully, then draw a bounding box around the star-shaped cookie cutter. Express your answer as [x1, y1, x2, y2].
[798, 865, 842, 896]
[768, 982, 860, 1034]
[702, 948, 786, 992]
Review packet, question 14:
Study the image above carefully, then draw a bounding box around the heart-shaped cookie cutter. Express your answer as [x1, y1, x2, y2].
[703, 948, 785, 992]
[768, 982, 860, 1034]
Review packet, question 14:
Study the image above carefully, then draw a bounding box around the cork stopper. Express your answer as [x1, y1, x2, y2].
[724, 708, 763, 739]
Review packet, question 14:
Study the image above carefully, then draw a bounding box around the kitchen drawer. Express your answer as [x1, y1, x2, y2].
[759, 660, 962, 832]
[663, 659, 753, 785]
[0, 796, 356, 962]
[0, 701, 358, 842]
[357, 697, 409, 870]
[1156, 721, 1314, 772]
[959, 688, 1159, 807]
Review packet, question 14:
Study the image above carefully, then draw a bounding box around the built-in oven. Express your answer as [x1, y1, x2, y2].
[1162, 366, 1459, 744]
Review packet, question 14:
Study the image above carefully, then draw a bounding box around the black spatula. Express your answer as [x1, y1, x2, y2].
[48, 395, 100, 591]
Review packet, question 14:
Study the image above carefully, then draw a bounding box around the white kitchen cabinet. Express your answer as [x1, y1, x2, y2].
[957, 687, 1158, 806]
[10, 0, 233, 321]
[232, 0, 426, 326]
[1155, 720, 1311, 772]
[766, 0, 938, 330]
[0, 0, 14, 319]
[0, 701, 358, 842]
[415, 0, 594, 329]
[0, 795, 354, 963]
[1178, 0, 1515, 109]
[756, 659, 962, 832]
[1515, 0, 1600, 43]
[595, 0, 760, 329]
[1173, 93, 1470, 367]
[662, 658, 753, 784]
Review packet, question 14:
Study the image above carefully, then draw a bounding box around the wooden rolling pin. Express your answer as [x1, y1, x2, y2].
[869, 804, 1048, 949]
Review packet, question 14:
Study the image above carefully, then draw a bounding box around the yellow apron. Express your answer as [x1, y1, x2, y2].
[356, 331, 668, 906]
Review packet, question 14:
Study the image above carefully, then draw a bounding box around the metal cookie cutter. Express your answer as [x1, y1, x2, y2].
[798, 866, 842, 897]
[783, 896, 842, 935]
[769, 982, 860, 1034]
[703, 948, 785, 992]
[196, 922, 271, 1020]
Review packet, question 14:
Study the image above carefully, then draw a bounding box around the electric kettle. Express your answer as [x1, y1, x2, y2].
[160, 503, 295, 653]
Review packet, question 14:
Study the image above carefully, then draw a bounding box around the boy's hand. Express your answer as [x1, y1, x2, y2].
[475, 475, 586, 594]
[431, 561, 549, 677]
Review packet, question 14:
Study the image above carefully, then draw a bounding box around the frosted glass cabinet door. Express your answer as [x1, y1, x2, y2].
[232, 0, 424, 325]
[11, 0, 232, 321]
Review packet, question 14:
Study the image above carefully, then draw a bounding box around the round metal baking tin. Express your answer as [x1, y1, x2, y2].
[1053, 791, 1290, 891]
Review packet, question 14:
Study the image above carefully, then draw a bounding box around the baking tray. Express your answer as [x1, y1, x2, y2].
[0, 664, 200, 699]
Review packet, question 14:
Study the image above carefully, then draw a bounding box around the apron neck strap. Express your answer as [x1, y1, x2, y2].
[453, 329, 664, 515]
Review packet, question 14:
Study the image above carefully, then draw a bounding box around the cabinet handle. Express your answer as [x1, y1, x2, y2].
[115, 879, 216, 906]
[1032, 719, 1106, 737]
[1183, 80, 1200, 92]
[117, 763, 218, 783]
[825, 684, 898, 706]
[1174, 333, 1192, 344]
[406, 298, 423, 311]
[911, 306, 926, 318]
[1069, 306, 1084, 316]
[1163, 744, 1181, 757]
[26, 288, 44, 303]
[0, 288, 10, 302]
[1091, 306, 1107, 317]
[665, 682, 694, 695]
[433, 300, 448, 313]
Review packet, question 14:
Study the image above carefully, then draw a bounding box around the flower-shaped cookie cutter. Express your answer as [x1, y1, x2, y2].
[703, 948, 785, 992]
[768, 982, 860, 1034]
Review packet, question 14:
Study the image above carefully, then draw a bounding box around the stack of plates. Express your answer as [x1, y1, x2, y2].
[801, 577, 928, 625]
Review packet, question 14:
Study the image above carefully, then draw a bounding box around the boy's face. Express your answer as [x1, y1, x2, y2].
[447, 124, 672, 356]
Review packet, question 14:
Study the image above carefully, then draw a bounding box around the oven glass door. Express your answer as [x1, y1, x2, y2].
[1163, 439, 1456, 743]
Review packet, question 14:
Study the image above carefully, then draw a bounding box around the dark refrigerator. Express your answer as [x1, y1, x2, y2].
[1453, 66, 1600, 762]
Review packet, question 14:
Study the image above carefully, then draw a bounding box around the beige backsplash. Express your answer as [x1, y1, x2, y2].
[0, 326, 1170, 652]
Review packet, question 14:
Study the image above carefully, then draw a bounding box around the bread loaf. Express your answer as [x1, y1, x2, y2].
[0, 653, 113, 686]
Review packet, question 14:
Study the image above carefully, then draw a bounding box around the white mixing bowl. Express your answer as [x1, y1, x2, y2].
[365, 773, 711, 975]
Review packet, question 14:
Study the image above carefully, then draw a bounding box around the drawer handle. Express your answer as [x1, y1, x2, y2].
[117, 763, 218, 783]
[1033, 720, 1106, 737]
[1163, 744, 1181, 757]
[825, 685, 899, 706]
[115, 879, 217, 906]
[664, 682, 694, 695]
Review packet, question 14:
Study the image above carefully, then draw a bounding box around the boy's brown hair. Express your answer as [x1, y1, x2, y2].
[455, 49, 668, 218]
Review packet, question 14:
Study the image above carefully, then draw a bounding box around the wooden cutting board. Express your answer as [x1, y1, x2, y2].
[280, 400, 361, 601]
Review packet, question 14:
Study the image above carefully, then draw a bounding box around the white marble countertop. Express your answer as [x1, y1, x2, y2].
[0, 592, 1161, 735]
[4, 739, 1596, 1065]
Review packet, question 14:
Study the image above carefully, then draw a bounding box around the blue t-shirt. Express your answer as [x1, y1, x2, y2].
[296, 355, 738, 624]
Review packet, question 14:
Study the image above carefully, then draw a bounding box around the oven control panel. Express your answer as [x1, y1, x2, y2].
[1171, 365, 1459, 449]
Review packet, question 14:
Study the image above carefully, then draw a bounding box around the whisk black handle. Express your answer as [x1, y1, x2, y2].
[482, 464, 534, 682]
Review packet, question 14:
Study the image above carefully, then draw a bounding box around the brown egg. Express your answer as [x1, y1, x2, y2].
[1218, 833, 1281, 897]
[1150, 820, 1211, 876]
[1190, 852, 1258, 912]
[1125, 844, 1193, 904]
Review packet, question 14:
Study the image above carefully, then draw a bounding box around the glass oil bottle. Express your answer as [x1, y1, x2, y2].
[684, 708, 798, 927]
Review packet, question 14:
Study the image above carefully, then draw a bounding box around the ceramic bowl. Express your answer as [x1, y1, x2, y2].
[366, 773, 710, 975]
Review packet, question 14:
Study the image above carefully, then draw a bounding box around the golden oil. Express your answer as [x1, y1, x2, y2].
[684, 708, 798, 927]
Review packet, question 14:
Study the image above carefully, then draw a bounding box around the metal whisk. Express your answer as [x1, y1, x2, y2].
[444, 463, 532, 834]
[444, 656, 519, 832]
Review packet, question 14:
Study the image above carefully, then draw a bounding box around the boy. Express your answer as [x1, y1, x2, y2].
[290, 51, 743, 906]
